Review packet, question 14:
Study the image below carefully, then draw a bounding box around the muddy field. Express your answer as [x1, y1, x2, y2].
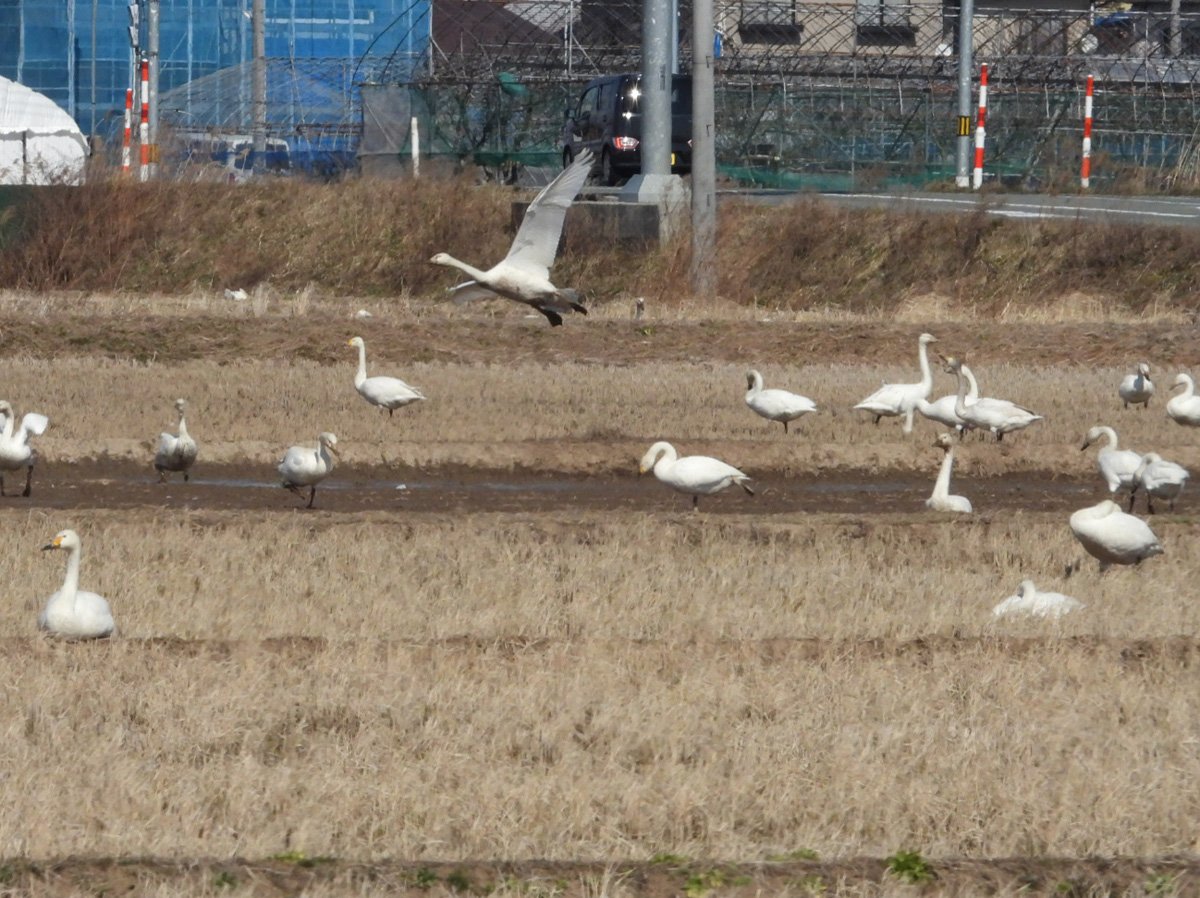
[5, 296, 1200, 898]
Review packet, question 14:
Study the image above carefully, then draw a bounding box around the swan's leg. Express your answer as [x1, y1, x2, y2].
[1147, 495, 1156, 514]
[691, 494, 700, 512]
[0, 475, 6, 496]
[873, 415, 881, 425]
[307, 485, 317, 509]
[782, 420, 789, 434]
[901, 409, 915, 434]
[1128, 490, 1138, 513]
[156, 466, 168, 483]
[22, 464, 33, 498]
[183, 471, 189, 482]
[388, 408, 394, 418]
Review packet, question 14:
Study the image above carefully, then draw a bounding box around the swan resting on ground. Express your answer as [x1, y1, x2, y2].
[925, 433, 972, 513]
[1119, 362, 1154, 409]
[154, 398, 198, 482]
[853, 333, 937, 434]
[638, 441, 754, 511]
[278, 432, 339, 508]
[1069, 499, 1163, 571]
[0, 400, 49, 497]
[943, 357, 1043, 441]
[1080, 425, 1141, 504]
[347, 336, 426, 416]
[1166, 373, 1200, 427]
[744, 370, 817, 433]
[38, 529, 115, 639]
[1132, 452, 1189, 514]
[992, 580, 1083, 619]
[429, 149, 593, 326]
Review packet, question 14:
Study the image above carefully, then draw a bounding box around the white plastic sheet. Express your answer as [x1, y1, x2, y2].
[0, 77, 88, 185]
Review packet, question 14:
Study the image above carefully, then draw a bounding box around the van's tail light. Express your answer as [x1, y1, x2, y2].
[612, 136, 639, 150]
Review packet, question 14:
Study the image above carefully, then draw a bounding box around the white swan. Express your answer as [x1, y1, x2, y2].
[1069, 499, 1163, 571]
[943, 357, 1042, 441]
[744, 370, 817, 434]
[915, 363, 979, 432]
[429, 149, 594, 326]
[638, 441, 754, 511]
[347, 337, 426, 416]
[278, 432, 339, 508]
[0, 400, 49, 497]
[1132, 452, 1189, 514]
[925, 433, 972, 513]
[1166, 373, 1200, 427]
[992, 580, 1083, 619]
[38, 530, 115, 639]
[1080, 425, 1142, 503]
[853, 332, 937, 434]
[1119, 362, 1154, 409]
[154, 398, 198, 482]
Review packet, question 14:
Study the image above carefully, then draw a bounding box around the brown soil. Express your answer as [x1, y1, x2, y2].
[23, 458, 1095, 516]
[5, 855, 1199, 898]
[4, 313, 1200, 366]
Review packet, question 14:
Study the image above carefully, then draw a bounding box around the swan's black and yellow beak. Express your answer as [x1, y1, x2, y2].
[41, 536, 62, 551]
[637, 465, 648, 476]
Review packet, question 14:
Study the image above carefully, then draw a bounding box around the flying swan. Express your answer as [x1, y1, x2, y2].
[1132, 452, 1189, 514]
[744, 369, 817, 433]
[0, 400, 49, 497]
[278, 432, 339, 508]
[347, 336, 426, 416]
[1069, 499, 1163, 571]
[942, 357, 1042, 441]
[992, 580, 1083, 619]
[1080, 425, 1141, 505]
[429, 149, 594, 326]
[1166, 373, 1200, 427]
[1119, 362, 1154, 409]
[638, 441, 754, 511]
[926, 433, 972, 513]
[853, 332, 937, 434]
[154, 398, 198, 482]
[38, 529, 115, 639]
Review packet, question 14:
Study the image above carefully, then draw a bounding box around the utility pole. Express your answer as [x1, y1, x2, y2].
[640, 0, 670, 177]
[690, 0, 716, 297]
[252, 0, 266, 174]
[1170, 0, 1182, 57]
[147, 0, 159, 176]
[954, 0, 974, 188]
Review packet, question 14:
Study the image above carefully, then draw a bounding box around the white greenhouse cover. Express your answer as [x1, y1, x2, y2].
[0, 77, 88, 185]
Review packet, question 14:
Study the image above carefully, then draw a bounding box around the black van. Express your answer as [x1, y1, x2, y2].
[561, 73, 692, 185]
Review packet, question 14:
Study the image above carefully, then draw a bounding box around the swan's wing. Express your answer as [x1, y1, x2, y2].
[156, 432, 177, 455]
[449, 281, 500, 305]
[362, 376, 425, 406]
[19, 413, 48, 437]
[503, 150, 593, 274]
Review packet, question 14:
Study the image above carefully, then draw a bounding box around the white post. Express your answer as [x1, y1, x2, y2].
[410, 116, 420, 178]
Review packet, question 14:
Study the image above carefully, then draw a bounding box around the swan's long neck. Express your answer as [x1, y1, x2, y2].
[0, 409, 14, 440]
[439, 255, 490, 284]
[932, 447, 955, 500]
[1098, 426, 1118, 450]
[653, 443, 678, 473]
[747, 372, 763, 396]
[952, 368, 970, 417]
[355, 343, 368, 388]
[177, 411, 190, 441]
[1183, 376, 1196, 400]
[319, 443, 336, 470]
[916, 341, 933, 396]
[962, 366, 980, 402]
[61, 544, 81, 610]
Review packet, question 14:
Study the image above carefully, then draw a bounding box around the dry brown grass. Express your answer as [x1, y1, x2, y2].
[4, 181, 1200, 318]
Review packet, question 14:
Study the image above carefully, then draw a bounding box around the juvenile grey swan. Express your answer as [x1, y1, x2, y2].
[154, 398, 198, 482]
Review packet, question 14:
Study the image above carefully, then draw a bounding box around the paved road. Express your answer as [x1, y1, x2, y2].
[785, 190, 1200, 228]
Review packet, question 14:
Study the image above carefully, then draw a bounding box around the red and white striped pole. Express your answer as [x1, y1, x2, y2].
[138, 58, 150, 182]
[121, 88, 133, 176]
[972, 62, 988, 190]
[1081, 74, 1095, 189]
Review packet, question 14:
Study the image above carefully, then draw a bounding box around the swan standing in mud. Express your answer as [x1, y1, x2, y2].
[1069, 499, 1163, 571]
[744, 370, 817, 434]
[347, 337, 426, 417]
[154, 398, 198, 482]
[1080, 425, 1141, 506]
[925, 433, 972, 513]
[1166, 373, 1200, 427]
[429, 150, 593, 326]
[1132, 452, 1189, 514]
[992, 580, 1083, 619]
[0, 401, 49, 497]
[942, 357, 1042, 441]
[278, 432, 339, 509]
[38, 530, 115, 639]
[1119, 363, 1154, 409]
[853, 332, 937, 434]
[638, 441, 754, 511]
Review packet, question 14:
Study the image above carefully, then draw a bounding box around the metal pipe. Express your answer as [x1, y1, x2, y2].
[147, 0, 158, 176]
[252, 0, 266, 174]
[641, 0, 670, 176]
[954, 0, 974, 187]
[691, 0, 716, 298]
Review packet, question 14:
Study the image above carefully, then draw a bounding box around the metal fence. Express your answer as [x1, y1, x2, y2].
[161, 0, 1200, 187]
